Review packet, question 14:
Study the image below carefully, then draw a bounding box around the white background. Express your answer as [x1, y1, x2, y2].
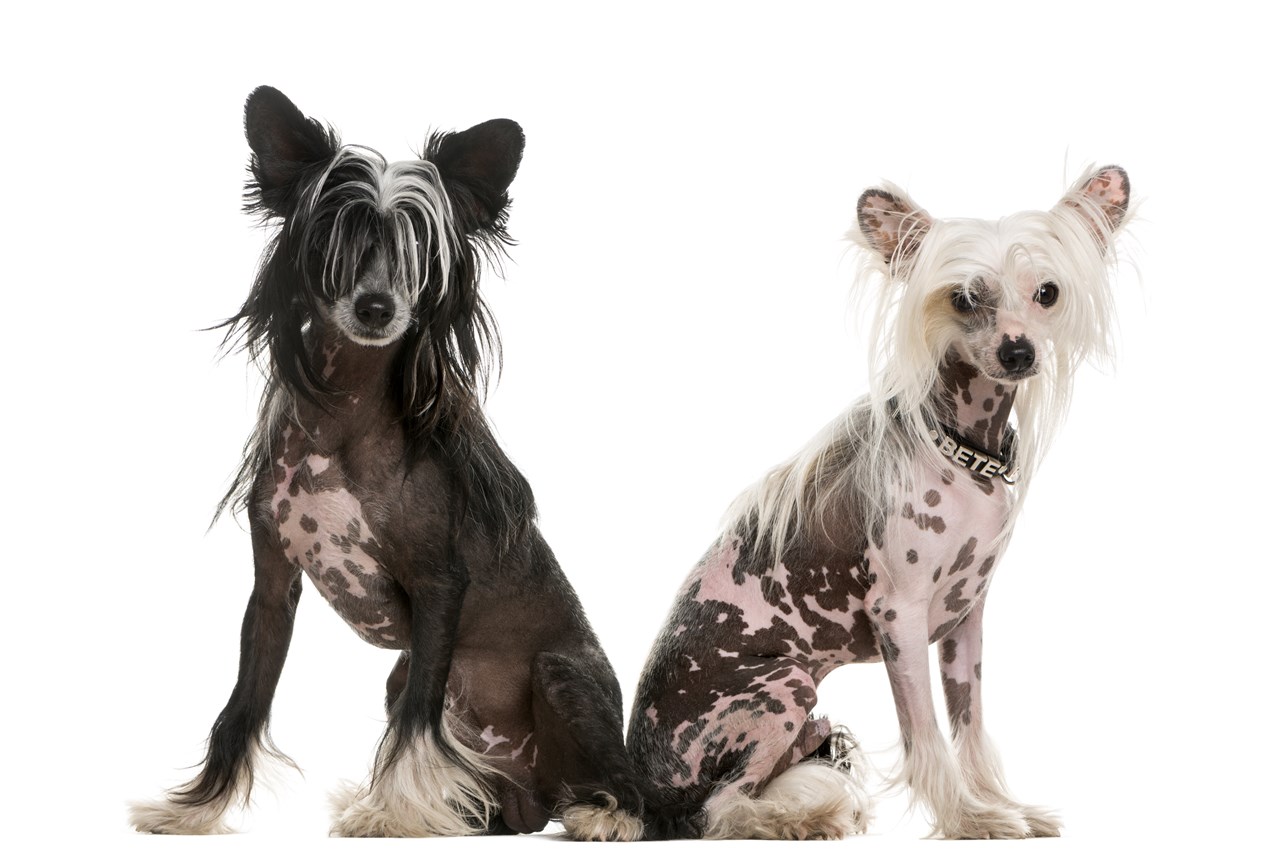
[5, 2, 1275, 865]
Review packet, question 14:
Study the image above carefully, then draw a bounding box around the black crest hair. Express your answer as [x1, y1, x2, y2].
[217, 87, 531, 540]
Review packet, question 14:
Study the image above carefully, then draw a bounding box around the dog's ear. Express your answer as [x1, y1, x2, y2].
[429, 119, 525, 231]
[855, 185, 932, 266]
[1055, 165, 1130, 247]
[243, 86, 338, 215]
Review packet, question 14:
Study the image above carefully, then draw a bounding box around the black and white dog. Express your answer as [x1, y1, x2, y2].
[130, 86, 642, 840]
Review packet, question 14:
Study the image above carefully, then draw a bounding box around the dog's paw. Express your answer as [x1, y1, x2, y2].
[937, 802, 1031, 840]
[705, 762, 871, 840]
[128, 797, 234, 835]
[1018, 804, 1062, 837]
[328, 782, 391, 837]
[561, 793, 644, 842]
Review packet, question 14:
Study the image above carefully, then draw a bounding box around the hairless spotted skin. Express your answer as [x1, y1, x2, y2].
[628, 167, 1131, 839]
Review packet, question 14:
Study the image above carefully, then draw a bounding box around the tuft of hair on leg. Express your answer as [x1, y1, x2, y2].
[128, 793, 237, 835]
[703, 757, 871, 841]
[128, 739, 279, 834]
[329, 720, 502, 837]
[895, 728, 1030, 839]
[956, 729, 1061, 837]
[560, 791, 645, 842]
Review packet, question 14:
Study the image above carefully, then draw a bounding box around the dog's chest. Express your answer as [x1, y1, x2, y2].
[268, 429, 408, 648]
[875, 466, 1012, 640]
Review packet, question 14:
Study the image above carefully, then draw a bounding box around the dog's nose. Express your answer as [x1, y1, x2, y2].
[997, 336, 1035, 374]
[354, 293, 395, 327]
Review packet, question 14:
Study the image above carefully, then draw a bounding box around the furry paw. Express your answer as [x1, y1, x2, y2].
[128, 797, 234, 835]
[561, 794, 644, 842]
[1018, 804, 1062, 837]
[705, 762, 871, 840]
[935, 801, 1032, 839]
[327, 780, 488, 838]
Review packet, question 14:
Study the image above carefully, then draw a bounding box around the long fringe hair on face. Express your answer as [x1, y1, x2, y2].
[214, 90, 532, 543]
[727, 167, 1130, 562]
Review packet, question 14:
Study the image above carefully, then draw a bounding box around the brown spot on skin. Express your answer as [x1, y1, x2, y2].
[949, 537, 978, 576]
[932, 566, 942, 583]
[977, 555, 996, 577]
[300, 514, 318, 534]
[942, 673, 972, 735]
[975, 663, 982, 680]
[884, 609, 897, 622]
[942, 639, 957, 664]
[930, 619, 958, 642]
[906, 549, 918, 564]
[906, 504, 948, 534]
[941, 470, 955, 485]
[924, 490, 941, 507]
[983, 398, 994, 412]
[877, 629, 900, 662]
[276, 499, 291, 524]
[945, 578, 969, 613]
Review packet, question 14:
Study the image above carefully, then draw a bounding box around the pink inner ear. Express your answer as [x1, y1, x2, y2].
[860, 191, 928, 262]
[1082, 168, 1128, 212]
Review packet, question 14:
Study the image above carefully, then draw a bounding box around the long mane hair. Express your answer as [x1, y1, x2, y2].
[214, 88, 532, 542]
[726, 167, 1130, 562]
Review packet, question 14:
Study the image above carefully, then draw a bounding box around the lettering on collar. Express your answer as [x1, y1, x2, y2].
[929, 429, 1017, 485]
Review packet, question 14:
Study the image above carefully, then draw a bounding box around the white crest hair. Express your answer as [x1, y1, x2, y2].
[298, 146, 460, 308]
[728, 167, 1128, 561]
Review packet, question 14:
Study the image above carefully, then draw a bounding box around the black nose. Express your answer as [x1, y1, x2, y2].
[997, 336, 1035, 374]
[354, 293, 395, 327]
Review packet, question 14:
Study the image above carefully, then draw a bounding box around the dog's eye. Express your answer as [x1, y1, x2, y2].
[1034, 281, 1059, 308]
[951, 288, 977, 314]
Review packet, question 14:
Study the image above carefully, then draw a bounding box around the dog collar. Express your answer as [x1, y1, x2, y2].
[928, 425, 1018, 485]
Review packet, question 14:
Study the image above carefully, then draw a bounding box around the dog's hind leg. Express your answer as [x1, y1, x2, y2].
[130, 523, 303, 834]
[691, 660, 867, 840]
[530, 650, 645, 841]
[865, 588, 1030, 839]
[330, 550, 501, 837]
[939, 597, 1061, 836]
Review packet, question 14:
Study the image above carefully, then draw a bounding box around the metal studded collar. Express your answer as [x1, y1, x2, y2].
[928, 425, 1018, 485]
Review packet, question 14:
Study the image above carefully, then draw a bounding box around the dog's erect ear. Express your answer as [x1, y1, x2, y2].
[430, 119, 525, 230]
[243, 86, 338, 213]
[1055, 165, 1130, 246]
[856, 186, 933, 266]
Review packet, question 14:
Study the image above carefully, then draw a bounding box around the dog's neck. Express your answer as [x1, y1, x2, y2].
[930, 349, 1016, 458]
[299, 320, 402, 423]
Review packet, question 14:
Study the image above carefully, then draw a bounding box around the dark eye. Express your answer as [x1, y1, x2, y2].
[951, 288, 977, 313]
[1035, 281, 1059, 307]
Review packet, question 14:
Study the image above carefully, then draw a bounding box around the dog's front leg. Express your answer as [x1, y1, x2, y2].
[939, 597, 1061, 836]
[130, 518, 302, 833]
[864, 587, 1029, 839]
[329, 543, 501, 837]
